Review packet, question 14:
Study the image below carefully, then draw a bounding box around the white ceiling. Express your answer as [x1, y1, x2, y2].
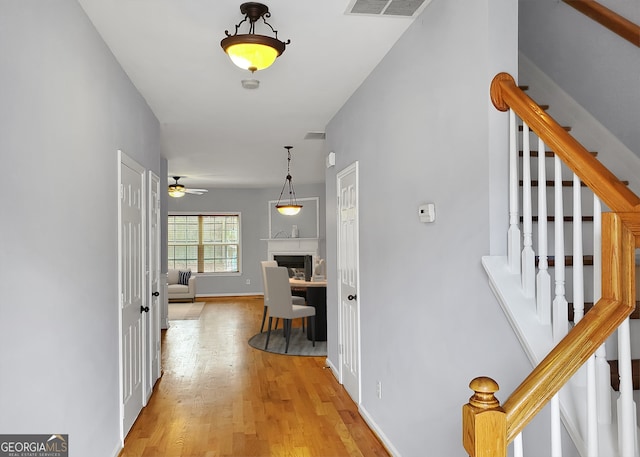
[77, 0, 425, 189]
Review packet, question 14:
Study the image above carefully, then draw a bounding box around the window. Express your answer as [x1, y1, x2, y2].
[168, 214, 240, 273]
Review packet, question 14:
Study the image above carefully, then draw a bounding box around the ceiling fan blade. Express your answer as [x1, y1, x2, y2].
[185, 188, 208, 195]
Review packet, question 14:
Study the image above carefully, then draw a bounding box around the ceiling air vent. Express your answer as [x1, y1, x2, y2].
[346, 0, 429, 17]
[304, 131, 326, 140]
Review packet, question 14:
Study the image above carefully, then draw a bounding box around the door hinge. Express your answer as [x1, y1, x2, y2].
[120, 183, 124, 199]
[339, 343, 343, 355]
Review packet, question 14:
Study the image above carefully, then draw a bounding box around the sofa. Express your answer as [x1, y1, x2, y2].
[168, 269, 196, 302]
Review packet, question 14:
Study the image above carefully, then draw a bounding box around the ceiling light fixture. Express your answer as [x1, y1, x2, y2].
[221, 2, 290, 73]
[275, 146, 302, 216]
[168, 176, 186, 198]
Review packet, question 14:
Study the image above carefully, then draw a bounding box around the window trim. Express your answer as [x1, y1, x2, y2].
[168, 211, 242, 275]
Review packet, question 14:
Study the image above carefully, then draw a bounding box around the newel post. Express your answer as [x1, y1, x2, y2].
[462, 377, 507, 457]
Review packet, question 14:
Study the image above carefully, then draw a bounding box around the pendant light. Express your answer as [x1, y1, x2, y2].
[275, 146, 302, 216]
[221, 2, 290, 73]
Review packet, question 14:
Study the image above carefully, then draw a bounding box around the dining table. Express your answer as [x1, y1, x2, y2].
[290, 278, 327, 341]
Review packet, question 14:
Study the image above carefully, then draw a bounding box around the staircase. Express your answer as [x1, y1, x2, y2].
[519, 110, 640, 398]
[463, 73, 640, 457]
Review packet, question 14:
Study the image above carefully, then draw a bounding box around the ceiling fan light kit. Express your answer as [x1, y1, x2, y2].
[221, 2, 289, 73]
[168, 181, 186, 198]
[168, 176, 208, 198]
[275, 146, 302, 216]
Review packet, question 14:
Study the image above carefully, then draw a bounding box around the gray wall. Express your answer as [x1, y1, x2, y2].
[167, 183, 325, 296]
[519, 0, 640, 156]
[0, 2, 161, 456]
[325, 0, 576, 455]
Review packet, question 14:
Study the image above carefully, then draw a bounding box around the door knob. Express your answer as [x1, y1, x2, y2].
[347, 294, 357, 301]
[140, 306, 149, 313]
[152, 291, 160, 297]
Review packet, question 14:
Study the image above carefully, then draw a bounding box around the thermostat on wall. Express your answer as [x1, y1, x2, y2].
[418, 203, 435, 223]
[326, 151, 335, 168]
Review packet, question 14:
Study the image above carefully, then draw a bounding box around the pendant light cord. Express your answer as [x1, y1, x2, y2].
[277, 148, 297, 205]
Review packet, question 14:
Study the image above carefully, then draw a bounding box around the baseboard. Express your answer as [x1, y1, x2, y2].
[196, 293, 262, 298]
[323, 357, 396, 455]
[358, 404, 401, 457]
[110, 440, 123, 457]
[325, 356, 339, 380]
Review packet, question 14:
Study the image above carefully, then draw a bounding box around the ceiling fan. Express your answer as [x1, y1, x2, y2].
[168, 176, 208, 198]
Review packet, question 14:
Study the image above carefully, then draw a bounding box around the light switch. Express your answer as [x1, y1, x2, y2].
[418, 203, 435, 223]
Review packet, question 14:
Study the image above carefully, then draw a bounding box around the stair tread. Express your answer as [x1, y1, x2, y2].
[521, 216, 595, 222]
[608, 359, 640, 391]
[536, 255, 594, 266]
[519, 150, 598, 157]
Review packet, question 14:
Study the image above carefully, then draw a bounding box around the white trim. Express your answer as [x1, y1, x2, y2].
[109, 442, 123, 457]
[167, 212, 242, 274]
[147, 170, 162, 400]
[325, 357, 340, 381]
[117, 149, 147, 445]
[194, 292, 260, 298]
[359, 404, 401, 457]
[336, 161, 362, 404]
[268, 196, 320, 239]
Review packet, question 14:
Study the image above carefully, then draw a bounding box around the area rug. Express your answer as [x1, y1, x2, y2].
[248, 329, 327, 356]
[168, 302, 205, 320]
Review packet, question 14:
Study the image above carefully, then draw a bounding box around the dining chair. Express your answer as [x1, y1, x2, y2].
[264, 266, 315, 353]
[260, 260, 305, 333]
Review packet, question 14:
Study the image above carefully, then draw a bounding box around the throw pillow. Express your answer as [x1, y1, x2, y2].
[178, 270, 191, 286]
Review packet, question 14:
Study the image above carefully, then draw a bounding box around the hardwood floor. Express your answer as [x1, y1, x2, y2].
[119, 296, 389, 457]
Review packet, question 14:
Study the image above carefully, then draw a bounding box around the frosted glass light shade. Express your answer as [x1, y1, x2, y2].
[276, 204, 302, 216]
[226, 42, 279, 72]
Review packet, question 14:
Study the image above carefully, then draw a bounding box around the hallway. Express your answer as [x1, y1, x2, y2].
[120, 296, 389, 457]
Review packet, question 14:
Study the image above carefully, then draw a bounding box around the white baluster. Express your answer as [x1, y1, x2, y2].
[551, 394, 562, 457]
[593, 196, 611, 424]
[522, 123, 535, 298]
[536, 138, 551, 325]
[509, 109, 521, 274]
[574, 194, 600, 457]
[617, 318, 638, 457]
[552, 155, 568, 343]
[571, 174, 586, 388]
[514, 432, 524, 457]
[587, 355, 599, 457]
[573, 173, 585, 324]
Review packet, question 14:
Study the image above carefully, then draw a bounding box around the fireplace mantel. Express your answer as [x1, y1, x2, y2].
[263, 238, 320, 265]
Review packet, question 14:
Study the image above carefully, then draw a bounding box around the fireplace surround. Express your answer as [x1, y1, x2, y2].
[265, 238, 319, 281]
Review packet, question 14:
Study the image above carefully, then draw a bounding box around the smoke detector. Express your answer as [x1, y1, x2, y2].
[241, 79, 260, 90]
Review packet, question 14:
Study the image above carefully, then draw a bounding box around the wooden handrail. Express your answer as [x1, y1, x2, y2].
[504, 212, 637, 440]
[490, 73, 640, 213]
[563, 0, 640, 48]
[464, 73, 640, 455]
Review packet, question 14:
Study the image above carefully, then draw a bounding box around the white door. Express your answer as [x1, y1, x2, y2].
[145, 171, 161, 400]
[337, 162, 360, 403]
[118, 151, 146, 440]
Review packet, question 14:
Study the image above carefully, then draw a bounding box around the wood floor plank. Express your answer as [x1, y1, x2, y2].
[119, 296, 389, 457]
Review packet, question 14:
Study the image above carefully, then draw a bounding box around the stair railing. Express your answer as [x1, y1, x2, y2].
[463, 72, 640, 457]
